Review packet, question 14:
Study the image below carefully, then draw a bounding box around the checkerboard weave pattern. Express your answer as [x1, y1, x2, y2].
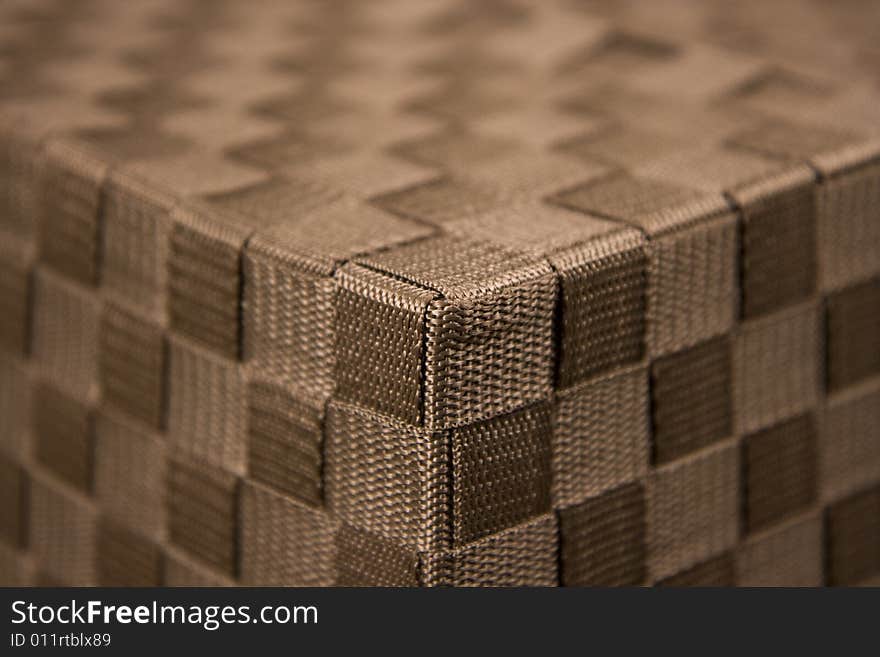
[1, 0, 879, 587]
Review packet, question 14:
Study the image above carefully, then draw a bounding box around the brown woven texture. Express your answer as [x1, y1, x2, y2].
[1, 0, 879, 587]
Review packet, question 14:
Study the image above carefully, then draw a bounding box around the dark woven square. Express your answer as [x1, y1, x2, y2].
[551, 172, 709, 230]
[0, 244, 32, 356]
[656, 551, 736, 586]
[334, 264, 435, 426]
[826, 278, 880, 393]
[552, 229, 647, 387]
[168, 213, 244, 360]
[371, 177, 501, 225]
[0, 453, 27, 549]
[825, 484, 880, 586]
[816, 160, 880, 292]
[335, 524, 420, 587]
[247, 380, 323, 507]
[99, 301, 167, 430]
[559, 482, 646, 586]
[452, 403, 553, 545]
[33, 382, 94, 494]
[38, 140, 106, 287]
[167, 456, 239, 577]
[96, 518, 162, 586]
[651, 336, 732, 464]
[739, 180, 817, 318]
[743, 414, 818, 534]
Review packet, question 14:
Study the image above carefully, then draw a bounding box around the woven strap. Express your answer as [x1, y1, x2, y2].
[1, 0, 879, 587]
